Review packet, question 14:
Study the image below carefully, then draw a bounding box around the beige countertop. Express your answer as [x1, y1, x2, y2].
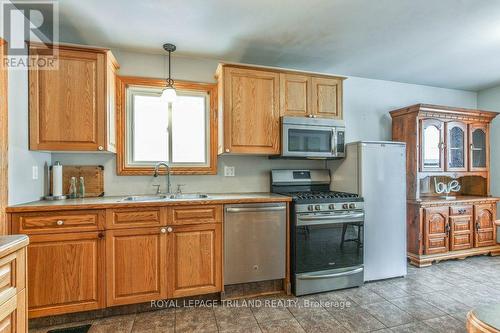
[6, 192, 291, 213]
[0, 235, 29, 257]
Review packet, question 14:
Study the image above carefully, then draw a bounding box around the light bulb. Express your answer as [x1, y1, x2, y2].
[161, 86, 177, 103]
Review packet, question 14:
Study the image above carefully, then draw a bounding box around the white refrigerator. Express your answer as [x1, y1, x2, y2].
[331, 141, 407, 281]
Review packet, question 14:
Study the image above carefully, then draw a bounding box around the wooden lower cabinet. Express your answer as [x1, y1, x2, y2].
[0, 289, 26, 333]
[423, 207, 449, 255]
[474, 204, 497, 247]
[27, 232, 105, 318]
[168, 223, 222, 298]
[449, 216, 473, 251]
[106, 227, 168, 306]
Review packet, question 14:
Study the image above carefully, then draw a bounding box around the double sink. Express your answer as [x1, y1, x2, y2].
[121, 193, 209, 202]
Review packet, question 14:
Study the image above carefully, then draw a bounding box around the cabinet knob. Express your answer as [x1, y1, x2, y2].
[98, 146, 104, 151]
[225, 148, 230, 153]
[56, 220, 64, 226]
[160, 228, 167, 233]
[308, 114, 313, 118]
[167, 227, 173, 233]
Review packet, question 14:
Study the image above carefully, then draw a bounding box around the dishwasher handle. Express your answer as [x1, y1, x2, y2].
[225, 206, 286, 213]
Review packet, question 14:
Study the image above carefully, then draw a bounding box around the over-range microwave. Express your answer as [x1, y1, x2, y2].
[281, 117, 345, 159]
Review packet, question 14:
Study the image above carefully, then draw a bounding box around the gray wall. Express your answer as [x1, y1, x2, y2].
[8, 52, 51, 205]
[29, 49, 475, 197]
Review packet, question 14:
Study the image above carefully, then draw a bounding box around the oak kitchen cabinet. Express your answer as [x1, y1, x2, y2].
[391, 104, 500, 267]
[216, 64, 345, 155]
[29, 43, 119, 152]
[10, 211, 106, 318]
[10, 205, 223, 317]
[280, 74, 343, 119]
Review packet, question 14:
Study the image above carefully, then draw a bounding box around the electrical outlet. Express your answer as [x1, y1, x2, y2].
[32, 165, 38, 180]
[224, 166, 235, 177]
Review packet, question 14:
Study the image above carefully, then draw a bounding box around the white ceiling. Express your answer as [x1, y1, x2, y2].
[54, 0, 500, 91]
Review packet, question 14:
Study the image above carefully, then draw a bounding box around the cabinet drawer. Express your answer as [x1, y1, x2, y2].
[450, 205, 472, 216]
[0, 248, 25, 307]
[107, 208, 165, 229]
[13, 211, 103, 234]
[169, 205, 222, 225]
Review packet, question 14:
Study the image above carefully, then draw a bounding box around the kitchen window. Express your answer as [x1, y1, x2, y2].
[116, 76, 217, 175]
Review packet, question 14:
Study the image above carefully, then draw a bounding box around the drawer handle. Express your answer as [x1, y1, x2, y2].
[56, 220, 64, 226]
[167, 227, 173, 233]
[160, 228, 167, 233]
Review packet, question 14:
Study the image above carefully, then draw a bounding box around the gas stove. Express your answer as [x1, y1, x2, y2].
[271, 169, 365, 296]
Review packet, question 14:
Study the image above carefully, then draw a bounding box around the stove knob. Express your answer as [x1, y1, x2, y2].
[328, 204, 335, 210]
[315, 205, 321, 211]
[307, 205, 314, 211]
[342, 203, 349, 209]
[349, 203, 356, 209]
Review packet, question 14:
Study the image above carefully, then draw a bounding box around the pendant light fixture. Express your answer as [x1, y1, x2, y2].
[161, 43, 177, 103]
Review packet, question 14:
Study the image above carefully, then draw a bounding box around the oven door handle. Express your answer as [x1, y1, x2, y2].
[298, 267, 364, 280]
[297, 212, 364, 225]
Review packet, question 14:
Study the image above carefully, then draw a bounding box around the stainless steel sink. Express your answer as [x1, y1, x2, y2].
[168, 193, 209, 200]
[121, 195, 169, 202]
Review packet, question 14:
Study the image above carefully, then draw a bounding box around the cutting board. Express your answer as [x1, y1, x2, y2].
[50, 165, 104, 197]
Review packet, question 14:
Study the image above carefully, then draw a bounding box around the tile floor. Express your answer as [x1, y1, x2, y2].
[31, 255, 500, 333]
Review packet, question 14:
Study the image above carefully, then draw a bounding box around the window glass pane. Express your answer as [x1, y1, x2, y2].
[171, 94, 207, 163]
[132, 94, 168, 162]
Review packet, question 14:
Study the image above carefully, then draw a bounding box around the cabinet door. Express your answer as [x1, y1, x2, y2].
[474, 204, 496, 247]
[420, 119, 445, 172]
[446, 122, 467, 172]
[311, 77, 342, 119]
[223, 67, 280, 154]
[449, 216, 473, 251]
[106, 227, 168, 306]
[27, 232, 104, 318]
[167, 224, 221, 298]
[280, 74, 311, 117]
[469, 124, 489, 171]
[0, 289, 27, 333]
[29, 48, 105, 151]
[106, 57, 118, 153]
[424, 207, 449, 254]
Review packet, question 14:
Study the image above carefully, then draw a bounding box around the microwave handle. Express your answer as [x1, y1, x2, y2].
[331, 129, 337, 155]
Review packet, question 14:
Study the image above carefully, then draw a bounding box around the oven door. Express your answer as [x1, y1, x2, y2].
[282, 124, 337, 158]
[294, 211, 364, 274]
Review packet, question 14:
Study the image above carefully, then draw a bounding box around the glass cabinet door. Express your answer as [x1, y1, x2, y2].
[421, 119, 444, 171]
[469, 124, 488, 171]
[446, 122, 467, 171]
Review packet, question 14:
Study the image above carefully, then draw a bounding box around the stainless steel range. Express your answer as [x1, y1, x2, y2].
[271, 169, 365, 296]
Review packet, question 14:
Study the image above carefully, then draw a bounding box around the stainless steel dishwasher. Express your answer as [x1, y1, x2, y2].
[224, 203, 286, 285]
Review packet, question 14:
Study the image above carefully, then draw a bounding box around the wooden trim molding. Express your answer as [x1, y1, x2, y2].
[0, 38, 8, 235]
[116, 76, 218, 175]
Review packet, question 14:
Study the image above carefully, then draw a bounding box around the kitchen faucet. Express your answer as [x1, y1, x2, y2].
[153, 162, 171, 194]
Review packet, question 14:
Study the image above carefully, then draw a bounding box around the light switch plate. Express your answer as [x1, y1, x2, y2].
[32, 165, 38, 180]
[224, 166, 235, 177]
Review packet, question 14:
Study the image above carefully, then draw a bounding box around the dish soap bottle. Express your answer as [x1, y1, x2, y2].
[68, 177, 77, 198]
[79, 176, 85, 198]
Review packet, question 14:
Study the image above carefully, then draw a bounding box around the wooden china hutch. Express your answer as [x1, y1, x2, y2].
[391, 104, 500, 267]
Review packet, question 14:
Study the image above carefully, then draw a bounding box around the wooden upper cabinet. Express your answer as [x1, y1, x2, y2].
[217, 64, 345, 155]
[420, 119, 445, 172]
[423, 206, 449, 255]
[218, 66, 280, 155]
[311, 77, 343, 119]
[445, 121, 467, 172]
[280, 73, 311, 117]
[469, 124, 489, 172]
[474, 204, 496, 247]
[29, 43, 119, 152]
